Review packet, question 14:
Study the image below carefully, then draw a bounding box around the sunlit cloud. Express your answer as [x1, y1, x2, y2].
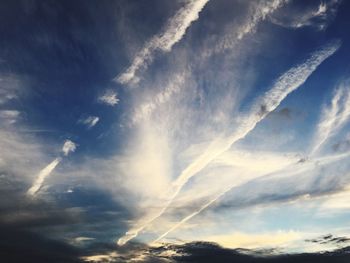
[115, 0, 209, 85]
[98, 90, 119, 106]
[27, 140, 77, 196]
[311, 82, 350, 155]
[269, 0, 342, 31]
[79, 115, 100, 129]
[62, 140, 77, 156]
[117, 40, 341, 246]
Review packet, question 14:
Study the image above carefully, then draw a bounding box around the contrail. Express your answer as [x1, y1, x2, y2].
[310, 84, 350, 156]
[116, 0, 209, 85]
[203, 0, 288, 58]
[151, 150, 350, 244]
[27, 140, 77, 196]
[27, 158, 62, 196]
[143, 40, 341, 244]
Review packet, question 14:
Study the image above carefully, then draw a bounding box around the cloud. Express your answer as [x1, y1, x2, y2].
[0, 110, 20, 125]
[98, 90, 119, 106]
[62, 140, 77, 156]
[306, 234, 350, 246]
[26, 158, 62, 196]
[269, 0, 342, 31]
[131, 72, 186, 125]
[115, 0, 209, 85]
[27, 140, 77, 196]
[0, 74, 23, 105]
[82, 241, 350, 263]
[118, 40, 341, 245]
[310, 82, 350, 155]
[205, 0, 287, 57]
[79, 116, 100, 129]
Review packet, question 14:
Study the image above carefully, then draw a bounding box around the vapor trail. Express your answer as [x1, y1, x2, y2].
[116, 0, 209, 85]
[152, 150, 350, 244]
[147, 40, 341, 244]
[26, 158, 62, 196]
[27, 140, 77, 196]
[310, 84, 350, 156]
[204, 0, 288, 58]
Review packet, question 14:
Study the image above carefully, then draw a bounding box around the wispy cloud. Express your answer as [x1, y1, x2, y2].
[153, 150, 350, 243]
[26, 158, 62, 196]
[62, 140, 77, 156]
[311, 83, 350, 155]
[205, 0, 287, 57]
[131, 73, 186, 125]
[115, 0, 209, 85]
[98, 90, 119, 106]
[0, 110, 20, 125]
[27, 140, 77, 196]
[269, 0, 342, 31]
[79, 116, 100, 129]
[146, 40, 341, 244]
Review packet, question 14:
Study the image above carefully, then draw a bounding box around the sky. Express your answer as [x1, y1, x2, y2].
[1, 0, 350, 262]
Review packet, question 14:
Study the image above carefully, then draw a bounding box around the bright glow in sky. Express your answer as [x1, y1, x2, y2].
[1, 0, 350, 262]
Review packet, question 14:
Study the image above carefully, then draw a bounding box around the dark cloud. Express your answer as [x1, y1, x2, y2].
[75, 241, 350, 263]
[160, 242, 350, 263]
[306, 234, 350, 246]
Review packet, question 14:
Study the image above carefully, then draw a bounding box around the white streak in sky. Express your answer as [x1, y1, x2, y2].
[152, 150, 350, 243]
[98, 90, 119, 106]
[207, 0, 287, 57]
[27, 140, 77, 196]
[117, 40, 341, 246]
[311, 84, 350, 155]
[79, 116, 100, 129]
[116, 0, 209, 85]
[26, 158, 62, 196]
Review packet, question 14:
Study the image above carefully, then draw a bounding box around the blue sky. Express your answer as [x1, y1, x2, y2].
[1, 0, 350, 262]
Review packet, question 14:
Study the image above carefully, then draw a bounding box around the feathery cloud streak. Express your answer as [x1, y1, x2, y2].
[147, 40, 341, 244]
[27, 140, 77, 196]
[79, 116, 100, 129]
[206, 0, 287, 57]
[116, 0, 209, 85]
[117, 40, 341, 246]
[131, 73, 186, 125]
[153, 150, 350, 243]
[311, 84, 350, 155]
[98, 90, 119, 106]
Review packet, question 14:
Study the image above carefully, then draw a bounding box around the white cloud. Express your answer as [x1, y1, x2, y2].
[26, 158, 62, 196]
[131, 73, 186, 125]
[0, 110, 20, 125]
[269, 0, 342, 31]
[115, 0, 209, 85]
[205, 0, 287, 57]
[79, 116, 100, 129]
[311, 83, 350, 155]
[26, 140, 77, 196]
[146, 40, 341, 244]
[98, 90, 119, 106]
[62, 140, 77, 156]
